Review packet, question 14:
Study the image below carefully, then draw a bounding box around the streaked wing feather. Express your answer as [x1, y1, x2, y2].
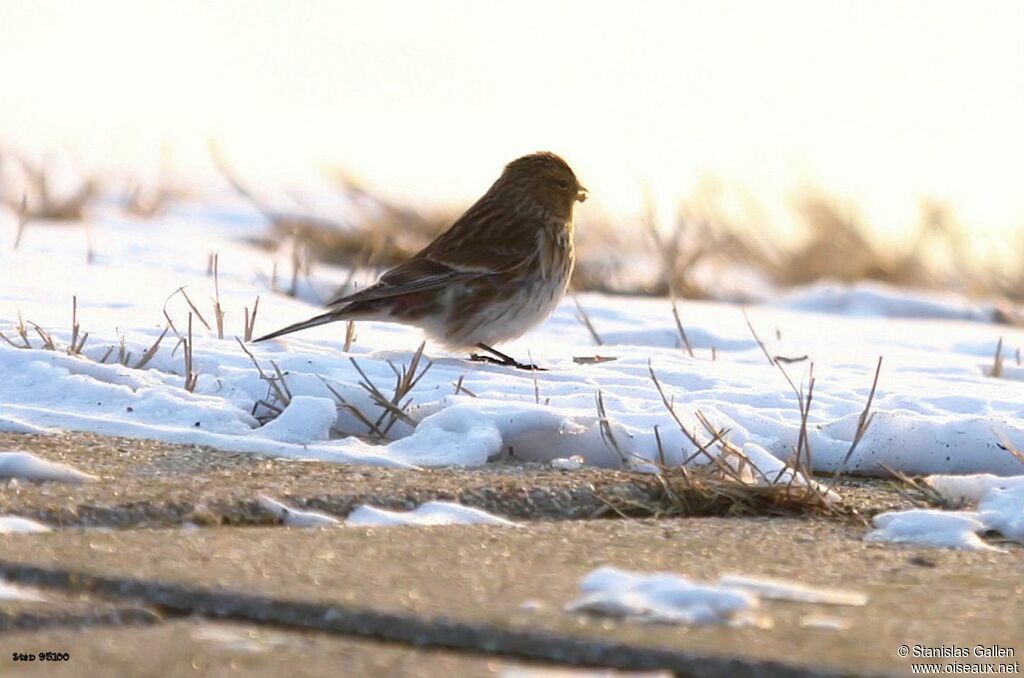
[326, 256, 481, 306]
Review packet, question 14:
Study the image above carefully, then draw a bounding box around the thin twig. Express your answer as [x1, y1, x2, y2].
[571, 295, 603, 346]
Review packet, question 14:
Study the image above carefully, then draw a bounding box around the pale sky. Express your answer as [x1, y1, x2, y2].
[2, 1, 1022, 250]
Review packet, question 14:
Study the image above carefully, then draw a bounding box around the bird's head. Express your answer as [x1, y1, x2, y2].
[500, 152, 587, 220]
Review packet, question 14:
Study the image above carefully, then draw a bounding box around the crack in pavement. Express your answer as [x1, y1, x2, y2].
[0, 559, 871, 678]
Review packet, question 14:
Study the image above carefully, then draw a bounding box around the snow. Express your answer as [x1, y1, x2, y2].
[255, 396, 337, 445]
[716, 574, 866, 606]
[0, 451, 98, 483]
[566, 566, 758, 625]
[774, 281, 999, 322]
[550, 455, 586, 471]
[1, 205, 1023, 478]
[345, 501, 517, 527]
[865, 510, 995, 551]
[566, 567, 870, 627]
[924, 474, 1024, 504]
[978, 486, 1024, 541]
[257, 495, 341, 527]
[868, 474, 1024, 550]
[0, 580, 47, 602]
[0, 516, 52, 533]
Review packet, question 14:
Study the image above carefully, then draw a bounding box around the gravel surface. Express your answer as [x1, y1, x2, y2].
[0, 431, 914, 529]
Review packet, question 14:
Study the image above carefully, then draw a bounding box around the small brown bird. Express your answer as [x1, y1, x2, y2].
[254, 152, 587, 369]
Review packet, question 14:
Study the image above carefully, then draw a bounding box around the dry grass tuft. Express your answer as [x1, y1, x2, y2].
[236, 338, 291, 423]
[318, 342, 433, 439]
[598, 464, 854, 520]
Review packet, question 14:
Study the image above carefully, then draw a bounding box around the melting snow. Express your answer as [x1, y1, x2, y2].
[0, 516, 52, 534]
[1, 206, 1022, 478]
[0, 451, 97, 483]
[346, 501, 517, 527]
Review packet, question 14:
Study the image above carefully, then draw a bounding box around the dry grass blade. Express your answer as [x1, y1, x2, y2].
[349, 342, 432, 436]
[66, 295, 89, 356]
[235, 338, 292, 421]
[995, 433, 1024, 469]
[29, 322, 57, 351]
[833, 357, 883, 478]
[12, 194, 28, 250]
[670, 292, 695, 358]
[879, 463, 951, 508]
[343, 320, 357, 352]
[647, 360, 721, 467]
[595, 390, 628, 464]
[116, 334, 132, 366]
[165, 286, 212, 331]
[742, 308, 775, 366]
[572, 355, 617, 364]
[990, 336, 1004, 378]
[243, 296, 260, 343]
[183, 314, 198, 392]
[211, 253, 225, 339]
[452, 375, 478, 398]
[318, 375, 386, 438]
[133, 324, 170, 370]
[571, 295, 603, 346]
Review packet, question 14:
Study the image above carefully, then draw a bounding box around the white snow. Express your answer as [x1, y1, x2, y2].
[550, 455, 586, 471]
[565, 567, 865, 628]
[345, 501, 517, 527]
[774, 281, 1000, 322]
[2, 205, 1023, 478]
[978, 485, 1024, 541]
[566, 566, 757, 625]
[255, 396, 337, 445]
[0, 580, 47, 602]
[716, 574, 867, 606]
[0, 516, 52, 533]
[0, 451, 98, 483]
[868, 474, 1024, 550]
[865, 510, 995, 551]
[257, 495, 341, 527]
[924, 474, 1024, 504]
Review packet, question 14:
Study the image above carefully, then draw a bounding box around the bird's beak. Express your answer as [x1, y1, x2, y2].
[576, 185, 589, 203]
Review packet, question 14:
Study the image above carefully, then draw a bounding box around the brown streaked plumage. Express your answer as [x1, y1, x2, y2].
[253, 151, 587, 369]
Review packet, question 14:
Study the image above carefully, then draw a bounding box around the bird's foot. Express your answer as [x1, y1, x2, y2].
[470, 344, 547, 371]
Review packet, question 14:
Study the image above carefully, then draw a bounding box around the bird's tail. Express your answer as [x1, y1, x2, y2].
[251, 309, 344, 343]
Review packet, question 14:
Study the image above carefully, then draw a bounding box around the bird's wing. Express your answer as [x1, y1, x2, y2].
[328, 190, 544, 307]
[418, 193, 542, 273]
[326, 256, 482, 306]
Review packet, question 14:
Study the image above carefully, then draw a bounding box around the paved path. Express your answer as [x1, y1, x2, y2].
[0, 431, 1020, 677]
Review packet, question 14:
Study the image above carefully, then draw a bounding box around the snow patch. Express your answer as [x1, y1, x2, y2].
[0, 581, 47, 602]
[566, 566, 757, 625]
[978, 486, 1024, 541]
[256, 396, 337, 444]
[717, 574, 867, 606]
[865, 510, 995, 551]
[346, 501, 517, 527]
[924, 474, 1024, 504]
[0, 516, 52, 533]
[0, 451, 98, 483]
[257, 495, 341, 527]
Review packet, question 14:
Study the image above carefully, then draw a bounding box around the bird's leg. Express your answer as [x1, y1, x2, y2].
[469, 343, 546, 371]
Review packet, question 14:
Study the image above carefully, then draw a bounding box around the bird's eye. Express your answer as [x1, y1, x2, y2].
[556, 179, 571, 190]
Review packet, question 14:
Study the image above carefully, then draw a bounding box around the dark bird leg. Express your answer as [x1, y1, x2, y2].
[469, 343, 546, 371]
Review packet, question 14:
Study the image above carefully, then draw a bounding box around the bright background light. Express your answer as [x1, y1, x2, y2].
[2, 1, 1022, 251]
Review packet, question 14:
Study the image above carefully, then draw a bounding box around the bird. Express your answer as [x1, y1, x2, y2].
[253, 151, 587, 370]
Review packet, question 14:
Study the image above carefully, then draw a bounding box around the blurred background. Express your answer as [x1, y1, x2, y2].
[1, 0, 1022, 301]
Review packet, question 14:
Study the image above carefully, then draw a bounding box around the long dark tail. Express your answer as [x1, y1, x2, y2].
[251, 309, 345, 342]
